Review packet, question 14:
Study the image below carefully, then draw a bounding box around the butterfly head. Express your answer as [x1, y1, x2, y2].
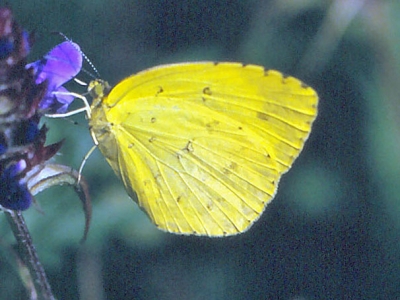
[88, 79, 111, 107]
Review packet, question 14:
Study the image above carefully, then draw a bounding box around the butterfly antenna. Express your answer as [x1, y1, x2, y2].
[56, 32, 101, 78]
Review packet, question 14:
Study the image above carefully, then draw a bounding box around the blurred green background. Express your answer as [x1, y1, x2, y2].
[1, 0, 400, 299]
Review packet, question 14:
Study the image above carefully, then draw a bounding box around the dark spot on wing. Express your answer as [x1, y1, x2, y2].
[156, 86, 164, 95]
[301, 82, 310, 89]
[229, 162, 238, 170]
[203, 87, 212, 95]
[257, 112, 268, 121]
[184, 141, 194, 152]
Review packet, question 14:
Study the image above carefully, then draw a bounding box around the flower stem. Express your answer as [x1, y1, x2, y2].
[5, 210, 55, 300]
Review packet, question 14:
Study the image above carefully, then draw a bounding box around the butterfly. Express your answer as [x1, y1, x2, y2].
[33, 41, 318, 236]
[86, 62, 318, 236]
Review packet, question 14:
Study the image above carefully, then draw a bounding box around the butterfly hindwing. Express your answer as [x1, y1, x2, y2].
[90, 62, 318, 236]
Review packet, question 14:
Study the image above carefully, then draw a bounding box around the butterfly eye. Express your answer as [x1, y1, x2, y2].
[88, 79, 111, 100]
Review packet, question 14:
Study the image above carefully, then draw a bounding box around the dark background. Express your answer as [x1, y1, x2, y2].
[1, 1, 399, 299]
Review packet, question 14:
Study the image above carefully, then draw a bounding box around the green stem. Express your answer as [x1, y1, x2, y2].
[5, 210, 55, 300]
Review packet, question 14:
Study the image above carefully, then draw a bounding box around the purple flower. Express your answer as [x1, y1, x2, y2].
[0, 160, 32, 210]
[26, 41, 83, 113]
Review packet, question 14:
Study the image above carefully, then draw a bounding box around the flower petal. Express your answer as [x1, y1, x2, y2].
[27, 41, 82, 87]
[26, 41, 83, 113]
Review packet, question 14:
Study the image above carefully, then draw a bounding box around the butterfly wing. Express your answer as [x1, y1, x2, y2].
[90, 62, 318, 236]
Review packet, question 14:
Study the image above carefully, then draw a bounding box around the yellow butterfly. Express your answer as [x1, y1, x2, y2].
[87, 62, 318, 236]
